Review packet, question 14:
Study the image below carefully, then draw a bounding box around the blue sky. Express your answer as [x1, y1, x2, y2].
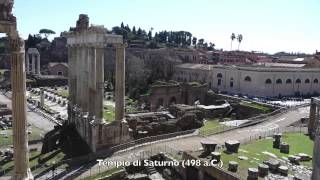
[14, 0, 319, 54]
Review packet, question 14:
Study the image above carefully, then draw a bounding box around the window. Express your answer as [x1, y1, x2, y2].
[286, 79, 292, 84]
[218, 79, 222, 86]
[57, 71, 63, 76]
[276, 79, 282, 84]
[217, 73, 223, 78]
[296, 79, 301, 84]
[305, 79, 310, 83]
[265, 79, 272, 84]
[230, 78, 234, 87]
[314, 79, 319, 83]
[244, 76, 251, 82]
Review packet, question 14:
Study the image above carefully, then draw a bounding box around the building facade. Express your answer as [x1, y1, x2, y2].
[174, 63, 320, 97]
[48, 62, 68, 77]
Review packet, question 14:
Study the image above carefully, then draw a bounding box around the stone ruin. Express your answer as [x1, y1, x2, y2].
[126, 104, 204, 138]
[63, 14, 130, 152]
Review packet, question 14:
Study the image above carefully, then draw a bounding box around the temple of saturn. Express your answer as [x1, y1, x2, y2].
[26, 48, 41, 75]
[310, 97, 320, 180]
[0, 0, 33, 179]
[64, 14, 130, 152]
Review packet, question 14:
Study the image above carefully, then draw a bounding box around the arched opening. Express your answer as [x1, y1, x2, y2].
[217, 79, 222, 86]
[286, 79, 292, 84]
[296, 79, 301, 84]
[276, 79, 282, 84]
[265, 79, 272, 84]
[217, 73, 223, 78]
[314, 79, 319, 83]
[305, 79, 310, 83]
[244, 76, 251, 82]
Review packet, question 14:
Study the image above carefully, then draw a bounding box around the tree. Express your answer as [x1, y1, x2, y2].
[148, 30, 152, 40]
[237, 34, 243, 50]
[230, 33, 236, 50]
[39, 29, 55, 39]
[197, 38, 204, 48]
[132, 26, 136, 34]
[121, 22, 125, 29]
[192, 37, 197, 47]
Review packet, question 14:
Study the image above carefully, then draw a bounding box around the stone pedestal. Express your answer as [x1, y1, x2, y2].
[280, 142, 289, 154]
[225, 140, 240, 153]
[258, 164, 269, 177]
[247, 168, 258, 180]
[211, 152, 221, 163]
[200, 140, 217, 154]
[228, 161, 238, 172]
[278, 166, 288, 176]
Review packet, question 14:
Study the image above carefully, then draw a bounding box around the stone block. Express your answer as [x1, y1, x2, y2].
[297, 153, 311, 161]
[264, 159, 280, 173]
[225, 140, 240, 153]
[280, 142, 289, 154]
[228, 161, 238, 172]
[278, 166, 288, 176]
[211, 152, 221, 163]
[200, 140, 217, 153]
[258, 164, 269, 177]
[247, 168, 258, 180]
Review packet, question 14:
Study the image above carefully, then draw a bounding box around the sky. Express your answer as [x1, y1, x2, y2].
[13, 0, 320, 54]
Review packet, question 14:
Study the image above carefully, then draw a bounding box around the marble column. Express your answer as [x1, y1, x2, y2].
[31, 54, 35, 74]
[95, 47, 104, 123]
[10, 36, 33, 180]
[309, 98, 317, 135]
[115, 44, 125, 121]
[25, 53, 29, 74]
[36, 54, 40, 75]
[76, 46, 83, 108]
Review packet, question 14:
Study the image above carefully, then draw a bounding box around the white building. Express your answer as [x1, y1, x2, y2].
[174, 63, 320, 97]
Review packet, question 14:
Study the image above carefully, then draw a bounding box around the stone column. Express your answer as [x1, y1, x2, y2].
[25, 53, 29, 74]
[309, 98, 317, 135]
[31, 54, 35, 74]
[82, 47, 89, 112]
[37, 54, 40, 75]
[95, 47, 104, 123]
[88, 47, 96, 117]
[10, 36, 33, 180]
[76, 46, 83, 108]
[115, 44, 125, 121]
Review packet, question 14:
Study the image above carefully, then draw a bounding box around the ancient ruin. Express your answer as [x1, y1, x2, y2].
[64, 14, 130, 152]
[310, 97, 320, 179]
[26, 48, 40, 75]
[0, 0, 33, 179]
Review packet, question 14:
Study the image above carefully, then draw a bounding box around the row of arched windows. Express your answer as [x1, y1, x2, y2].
[265, 78, 318, 84]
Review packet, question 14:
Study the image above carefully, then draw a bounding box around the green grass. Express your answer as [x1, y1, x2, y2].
[240, 101, 272, 113]
[83, 167, 123, 180]
[0, 126, 43, 147]
[103, 105, 115, 122]
[199, 119, 228, 136]
[0, 149, 67, 176]
[219, 133, 313, 177]
[58, 89, 69, 98]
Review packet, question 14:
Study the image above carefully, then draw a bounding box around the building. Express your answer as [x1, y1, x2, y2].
[48, 62, 68, 77]
[174, 63, 320, 97]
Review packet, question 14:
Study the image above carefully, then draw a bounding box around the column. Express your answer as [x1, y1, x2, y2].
[10, 36, 33, 180]
[115, 44, 125, 121]
[309, 98, 317, 135]
[40, 88, 44, 107]
[88, 47, 96, 116]
[76, 46, 83, 107]
[25, 53, 29, 74]
[95, 47, 104, 123]
[82, 47, 89, 112]
[31, 54, 35, 74]
[37, 54, 40, 75]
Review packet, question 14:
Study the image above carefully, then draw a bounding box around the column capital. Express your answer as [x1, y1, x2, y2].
[9, 36, 24, 52]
